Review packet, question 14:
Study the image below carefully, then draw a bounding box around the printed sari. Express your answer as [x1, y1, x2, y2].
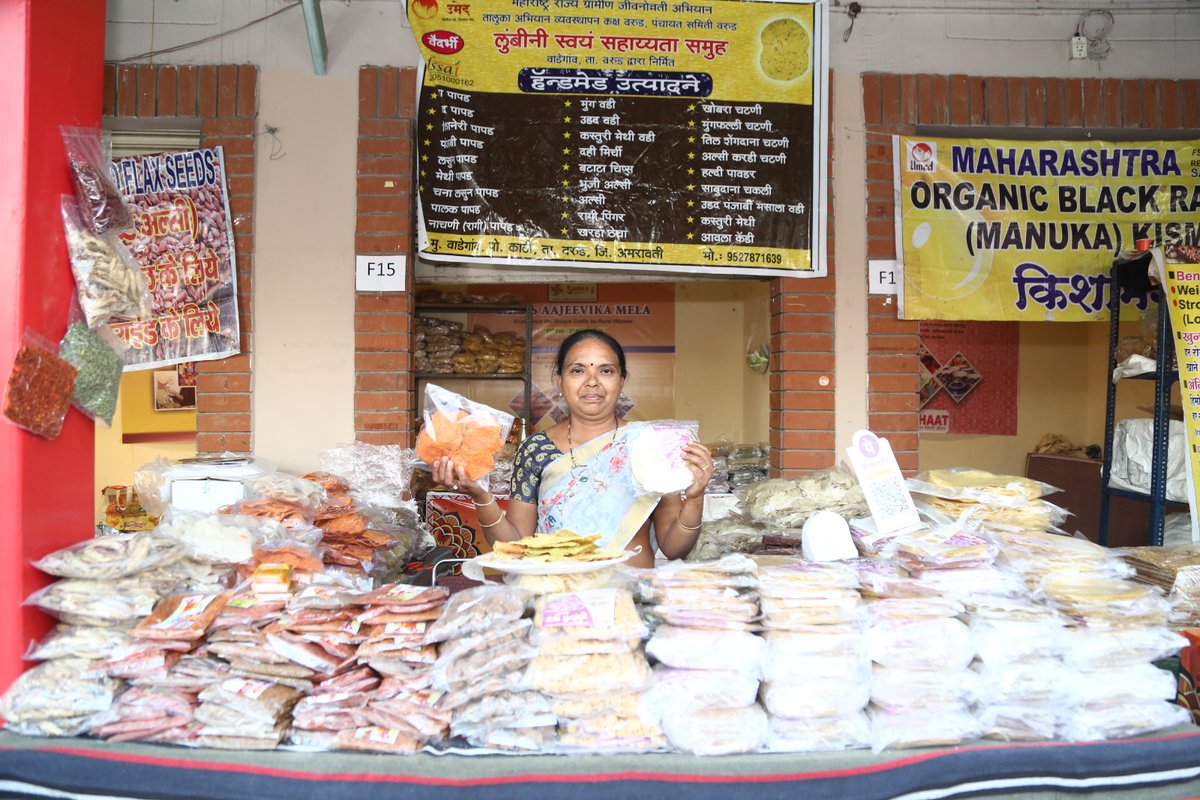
[535, 423, 658, 552]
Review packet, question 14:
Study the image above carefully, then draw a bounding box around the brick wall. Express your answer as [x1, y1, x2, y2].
[769, 77, 836, 476]
[103, 63, 258, 454]
[862, 73, 1200, 473]
[354, 67, 417, 446]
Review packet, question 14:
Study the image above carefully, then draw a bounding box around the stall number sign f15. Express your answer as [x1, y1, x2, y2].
[355, 255, 407, 292]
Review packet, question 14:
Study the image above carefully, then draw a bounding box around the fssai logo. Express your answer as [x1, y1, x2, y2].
[907, 140, 937, 173]
[422, 30, 464, 54]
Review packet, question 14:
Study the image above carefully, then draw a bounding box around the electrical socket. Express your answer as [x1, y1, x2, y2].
[1070, 35, 1088, 60]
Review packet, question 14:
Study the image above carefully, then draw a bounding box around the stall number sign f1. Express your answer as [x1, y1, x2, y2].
[356, 255, 407, 292]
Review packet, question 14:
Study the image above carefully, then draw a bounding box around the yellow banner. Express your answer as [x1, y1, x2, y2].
[1160, 253, 1200, 531]
[895, 137, 1200, 321]
[407, 0, 828, 277]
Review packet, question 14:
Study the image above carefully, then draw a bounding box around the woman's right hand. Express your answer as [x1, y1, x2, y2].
[430, 457, 489, 502]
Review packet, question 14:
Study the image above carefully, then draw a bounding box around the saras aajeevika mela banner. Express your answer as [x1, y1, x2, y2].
[894, 136, 1200, 321]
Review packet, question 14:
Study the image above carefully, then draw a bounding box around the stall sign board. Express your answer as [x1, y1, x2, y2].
[407, 0, 829, 278]
[893, 136, 1200, 321]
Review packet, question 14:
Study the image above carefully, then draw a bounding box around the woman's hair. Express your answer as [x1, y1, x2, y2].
[553, 328, 628, 379]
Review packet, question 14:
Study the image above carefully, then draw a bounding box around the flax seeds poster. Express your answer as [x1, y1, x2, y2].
[918, 321, 1018, 435]
[407, 0, 828, 277]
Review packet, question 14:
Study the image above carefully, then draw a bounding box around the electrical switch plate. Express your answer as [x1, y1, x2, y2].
[1070, 35, 1088, 59]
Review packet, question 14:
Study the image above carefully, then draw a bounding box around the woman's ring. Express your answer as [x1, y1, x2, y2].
[452, 483, 458, 490]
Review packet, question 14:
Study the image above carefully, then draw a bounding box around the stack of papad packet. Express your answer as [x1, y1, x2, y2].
[756, 559, 871, 752]
[640, 554, 768, 755]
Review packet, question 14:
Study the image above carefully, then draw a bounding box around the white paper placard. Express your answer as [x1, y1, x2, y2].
[868, 259, 899, 295]
[356, 255, 407, 292]
[845, 429, 922, 536]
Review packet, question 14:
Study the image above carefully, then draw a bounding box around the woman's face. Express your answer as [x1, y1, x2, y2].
[556, 338, 624, 421]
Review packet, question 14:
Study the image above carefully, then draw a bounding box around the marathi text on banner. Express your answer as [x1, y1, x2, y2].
[109, 147, 241, 370]
[894, 136, 1200, 321]
[407, 0, 828, 278]
[1159, 249, 1200, 533]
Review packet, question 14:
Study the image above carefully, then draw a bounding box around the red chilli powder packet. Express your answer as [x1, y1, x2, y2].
[3, 332, 78, 440]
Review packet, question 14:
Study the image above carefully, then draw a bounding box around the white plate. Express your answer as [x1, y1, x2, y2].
[472, 550, 637, 575]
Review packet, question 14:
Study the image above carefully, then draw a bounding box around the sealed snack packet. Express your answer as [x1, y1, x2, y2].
[61, 125, 133, 235]
[628, 421, 700, 495]
[61, 195, 149, 327]
[415, 383, 515, 488]
[59, 319, 126, 426]
[3, 330, 78, 440]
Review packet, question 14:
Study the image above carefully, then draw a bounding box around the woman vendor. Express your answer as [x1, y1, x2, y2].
[432, 329, 715, 567]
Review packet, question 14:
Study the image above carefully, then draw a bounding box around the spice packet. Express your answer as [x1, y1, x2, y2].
[61, 195, 149, 327]
[59, 319, 126, 426]
[61, 125, 133, 235]
[2, 330, 78, 440]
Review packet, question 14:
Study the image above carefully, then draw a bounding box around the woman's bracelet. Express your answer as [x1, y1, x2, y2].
[473, 496, 497, 509]
[480, 513, 506, 529]
[675, 516, 702, 532]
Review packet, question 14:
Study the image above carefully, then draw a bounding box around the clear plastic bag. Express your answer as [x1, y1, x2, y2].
[1062, 701, 1191, 741]
[1069, 662, 1177, 706]
[155, 511, 276, 564]
[970, 618, 1065, 664]
[736, 467, 869, 529]
[529, 651, 651, 694]
[60, 195, 149, 326]
[2, 330, 78, 440]
[251, 523, 325, 572]
[627, 420, 700, 495]
[58, 320, 126, 426]
[61, 125, 133, 235]
[25, 624, 130, 662]
[762, 639, 869, 684]
[1059, 627, 1188, 670]
[641, 665, 760, 718]
[762, 678, 870, 718]
[971, 659, 1071, 706]
[246, 473, 324, 510]
[887, 525, 999, 570]
[134, 457, 173, 519]
[660, 704, 767, 756]
[977, 703, 1059, 742]
[227, 496, 315, 531]
[871, 666, 980, 711]
[868, 704, 981, 753]
[33, 530, 182, 580]
[316, 444, 416, 509]
[906, 467, 1060, 506]
[423, 585, 529, 644]
[414, 383, 515, 490]
[0, 657, 120, 729]
[25, 576, 159, 623]
[531, 587, 648, 645]
[866, 616, 973, 671]
[766, 711, 870, 752]
[866, 596, 964, 622]
[645, 625, 764, 676]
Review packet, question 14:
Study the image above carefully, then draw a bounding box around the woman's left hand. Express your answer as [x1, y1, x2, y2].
[681, 442, 714, 499]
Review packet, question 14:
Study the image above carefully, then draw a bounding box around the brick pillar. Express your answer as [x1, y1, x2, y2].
[354, 67, 417, 445]
[769, 276, 837, 474]
[103, 63, 259, 454]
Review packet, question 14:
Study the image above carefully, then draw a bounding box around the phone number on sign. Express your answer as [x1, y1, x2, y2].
[727, 252, 783, 264]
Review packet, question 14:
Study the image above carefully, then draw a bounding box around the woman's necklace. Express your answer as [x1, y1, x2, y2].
[566, 416, 619, 470]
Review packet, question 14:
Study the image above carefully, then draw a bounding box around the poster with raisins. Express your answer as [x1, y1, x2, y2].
[108, 147, 241, 370]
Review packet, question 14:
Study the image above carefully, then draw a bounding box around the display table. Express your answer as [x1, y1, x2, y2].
[2, 727, 1200, 800]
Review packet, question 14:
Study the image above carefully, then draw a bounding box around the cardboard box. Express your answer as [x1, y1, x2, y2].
[169, 478, 245, 513]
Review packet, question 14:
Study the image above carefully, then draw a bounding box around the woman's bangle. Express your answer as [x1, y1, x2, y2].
[480, 513, 506, 529]
[675, 517, 701, 532]
[473, 495, 497, 509]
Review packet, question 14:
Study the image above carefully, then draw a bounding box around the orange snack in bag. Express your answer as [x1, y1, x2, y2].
[416, 409, 505, 480]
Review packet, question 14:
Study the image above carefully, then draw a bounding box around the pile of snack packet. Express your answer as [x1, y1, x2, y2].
[1, 465, 1192, 756]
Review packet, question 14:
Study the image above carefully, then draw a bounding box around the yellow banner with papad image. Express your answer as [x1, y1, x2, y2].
[895, 137, 1200, 321]
[406, 0, 828, 277]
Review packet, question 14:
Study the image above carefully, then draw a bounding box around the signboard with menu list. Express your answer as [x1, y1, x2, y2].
[407, 0, 828, 278]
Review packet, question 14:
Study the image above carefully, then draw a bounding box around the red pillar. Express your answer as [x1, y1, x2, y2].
[0, 0, 105, 691]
